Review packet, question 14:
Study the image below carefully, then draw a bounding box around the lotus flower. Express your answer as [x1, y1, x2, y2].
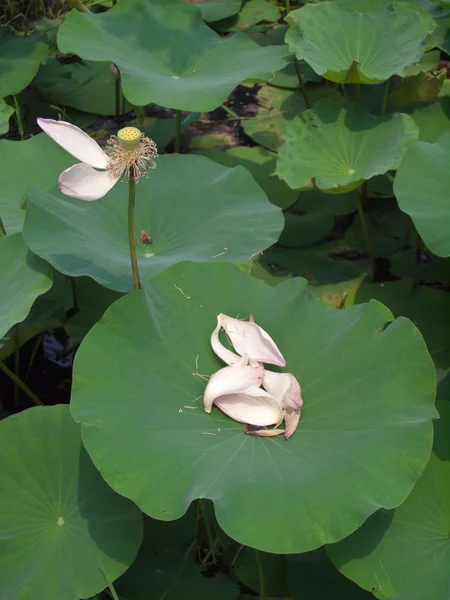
[211, 313, 286, 367]
[37, 118, 157, 201]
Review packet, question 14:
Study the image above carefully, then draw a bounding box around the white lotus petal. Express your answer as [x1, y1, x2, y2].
[59, 163, 119, 201]
[203, 364, 264, 413]
[215, 391, 283, 426]
[210, 317, 240, 366]
[218, 314, 286, 367]
[37, 118, 109, 169]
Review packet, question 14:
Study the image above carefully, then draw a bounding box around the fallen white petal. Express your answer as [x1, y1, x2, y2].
[59, 163, 120, 201]
[210, 317, 241, 366]
[218, 314, 286, 367]
[204, 364, 264, 413]
[215, 391, 283, 426]
[37, 118, 109, 169]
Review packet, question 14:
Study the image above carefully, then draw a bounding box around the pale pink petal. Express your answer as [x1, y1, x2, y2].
[219, 314, 286, 367]
[263, 371, 303, 439]
[215, 391, 283, 426]
[37, 118, 108, 169]
[59, 163, 119, 201]
[203, 364, 264, 413]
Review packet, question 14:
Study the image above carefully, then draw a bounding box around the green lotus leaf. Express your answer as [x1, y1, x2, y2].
[327, 399, 450, 600]
[0, 233, 53, 340]
[352, 278, 450, 368]
[0, 28, 48, 97]
[257, 239, 367, 287]
[23, 154, 283, 293]
[0, 404, 143, 600]
[0, 133, 74, 235]
[278, 211, 334, 248]
[192, 0, 242, 22]
[391, 70, 445, 108]
[70, 261, 436, 554]
[394, 131, 450, 257]
[287, 548, 373, 599]
[36, 59, 131, 117]
[296, 189, 356, 216]
[222, 0, 281, 32]
[251, 25, 322, 89]
[242, 85, 332, 151]
[194, 147, 298, 209]
[285, 1, 435, 84]
[57, 0, 287, 112]
[390, 249, 448, 284]
[346, 198, 411, 257]
[0, 98, 13, 135]
[66, 278, 123, 342]
[409, 97, 450, 142]
[116, 508, 238, 599]
[276, 98, 418, 192]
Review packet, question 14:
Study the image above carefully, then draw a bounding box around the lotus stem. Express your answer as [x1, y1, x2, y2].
[115, 77, 120, 121]
[0, 360, 43, 406]
[133, 105, 145, 131]
[380, 80, 390, 116]
[286, 0, 291, 11]
[175, 109, 182, 153]
[355, 185, 374, 261]
[293, 57, 310, 109]
[415, 232, 422, 262]
[70, 0, 90, 12]
[69, 277, 78, 313]
[255, 549, 266, 600]
[13, 95, 24, 140]
[128, 179, 141, 291]
[14, 325, 20, 406]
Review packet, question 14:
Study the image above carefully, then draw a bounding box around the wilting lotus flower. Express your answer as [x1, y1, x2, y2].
[203, 358, 284, 427]
[37, 118, 158, 201]
[204, 313, 303, 438]
[211, 313, 286, 367]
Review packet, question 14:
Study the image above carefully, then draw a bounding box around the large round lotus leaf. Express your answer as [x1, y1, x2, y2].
[57, 0, 287, 112]
[285, 1, 435, 84]
[116, 508, 238, 600]
[327, 400, 449, 600]
[0, 404, 143, 600]
[23, 154, 283, 293]
[36, 59, 131, 117]
[276, 98, 418, 192]
[194, 147, 298, 209]
[0, 98, 13, 135]
[0, 28, 48, 97]
[70, 261, 436, 554]
[0, 233, 53, 340]
[394, 131, 450, 257]
[0, 134, 74, 235]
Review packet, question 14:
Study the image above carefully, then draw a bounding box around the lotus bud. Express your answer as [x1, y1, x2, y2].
[203, 362, 283, 427]
[263, 371, 303, 439]
[211, 313, 286, 367]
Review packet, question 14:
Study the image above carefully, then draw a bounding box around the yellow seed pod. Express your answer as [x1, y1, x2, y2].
[117, 127, 142, 150]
